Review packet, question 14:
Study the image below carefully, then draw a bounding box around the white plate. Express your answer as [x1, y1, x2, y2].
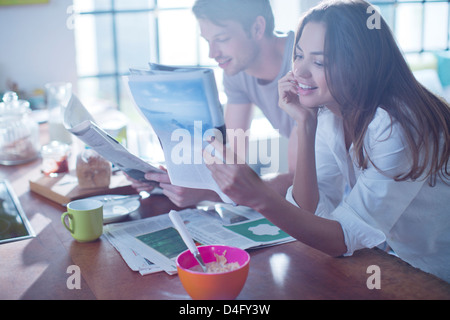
[86, 194, 140, 224]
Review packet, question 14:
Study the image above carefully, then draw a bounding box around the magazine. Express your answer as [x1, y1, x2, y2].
[103, 204, 295, 275]
[125, 63, 232, 203]
[63, 62, 232, 204]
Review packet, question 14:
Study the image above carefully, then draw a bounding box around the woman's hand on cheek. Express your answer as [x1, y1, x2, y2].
[278, 71, 318, 126]
[278, 71, 301, 118]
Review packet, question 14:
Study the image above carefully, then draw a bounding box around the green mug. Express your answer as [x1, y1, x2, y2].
[61, 199, 103, 242]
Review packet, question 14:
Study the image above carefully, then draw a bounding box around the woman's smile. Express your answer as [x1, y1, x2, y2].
[295, 81, 318, 96]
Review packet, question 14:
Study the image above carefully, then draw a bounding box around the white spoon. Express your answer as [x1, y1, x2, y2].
[169, 210, 207, 272]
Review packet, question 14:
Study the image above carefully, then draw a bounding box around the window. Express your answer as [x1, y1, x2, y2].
[72, 0, 301, 116]
[372, 0, 449, 54]
[73, 0, 214, 117]
[73, 0, 449, 113]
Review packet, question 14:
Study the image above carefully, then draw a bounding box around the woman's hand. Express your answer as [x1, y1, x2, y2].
[278, 71, 301, 116]
[203, 139, 273, 211]
[278, 71, 318, 129]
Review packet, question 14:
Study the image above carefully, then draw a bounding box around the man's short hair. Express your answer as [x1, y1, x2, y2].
[192, 0, 275, 37]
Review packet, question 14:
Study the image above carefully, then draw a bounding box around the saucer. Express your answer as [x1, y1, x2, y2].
[85, 194, 140, 224]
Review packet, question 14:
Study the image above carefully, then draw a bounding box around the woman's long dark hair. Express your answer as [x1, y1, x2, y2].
[296, 0, 450, 184]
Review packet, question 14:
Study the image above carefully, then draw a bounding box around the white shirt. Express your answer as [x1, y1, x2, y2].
[286, 108, 450, 283]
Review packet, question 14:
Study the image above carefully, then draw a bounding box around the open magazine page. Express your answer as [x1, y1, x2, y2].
[125, 66, 232, 203]
[189, 205, 294, 248]
[63, 95, 164, 181]
[103, 206, 295, 275]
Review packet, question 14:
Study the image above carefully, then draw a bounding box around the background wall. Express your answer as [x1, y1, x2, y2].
[0, 0, 77, 99]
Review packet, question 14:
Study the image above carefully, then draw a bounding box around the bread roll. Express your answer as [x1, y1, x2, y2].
[76, 149, 111, 189]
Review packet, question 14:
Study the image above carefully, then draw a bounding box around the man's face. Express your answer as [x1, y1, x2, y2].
[198, 18, 259, 76]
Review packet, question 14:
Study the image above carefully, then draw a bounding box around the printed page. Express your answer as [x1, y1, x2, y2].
[104, 214, 186, 274]
[126, 68, 233, 203]
[103, 230, 164, 275]
[103, 207, 295, 275]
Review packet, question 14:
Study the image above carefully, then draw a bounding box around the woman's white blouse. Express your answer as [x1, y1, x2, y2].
[286, 108, 450, 283]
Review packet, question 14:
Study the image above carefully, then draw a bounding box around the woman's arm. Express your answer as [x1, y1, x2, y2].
[278, 71, 319, 213]
[258, 191, 347, 257]
[204, 138, 347, 257]
[291, 121, 319, 213]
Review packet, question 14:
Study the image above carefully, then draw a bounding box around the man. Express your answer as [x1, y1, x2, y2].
[131, 0, 297, 207]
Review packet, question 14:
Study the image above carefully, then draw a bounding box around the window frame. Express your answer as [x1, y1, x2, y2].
[74, 0, 201, 107]
[372, 0, 450, 53]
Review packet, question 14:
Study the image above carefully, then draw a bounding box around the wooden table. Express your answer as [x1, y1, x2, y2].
[1, 126, 450, 301]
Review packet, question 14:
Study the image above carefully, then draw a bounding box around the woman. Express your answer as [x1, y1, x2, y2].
[204, 0, 450, 283]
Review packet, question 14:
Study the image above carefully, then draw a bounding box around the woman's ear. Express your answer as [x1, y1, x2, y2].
[251, 16, 266, 40]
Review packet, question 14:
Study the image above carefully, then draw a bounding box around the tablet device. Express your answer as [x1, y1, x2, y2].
[0, 180, 35, 244]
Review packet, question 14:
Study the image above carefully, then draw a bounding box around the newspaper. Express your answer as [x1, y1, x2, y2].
[63, 63, 233, 203]
[125, 63, 233, 204]
[103, 204, 295, 275]
[63, 95, 164, 182]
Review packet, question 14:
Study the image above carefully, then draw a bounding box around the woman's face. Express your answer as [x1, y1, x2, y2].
[292, 22, 338, 112]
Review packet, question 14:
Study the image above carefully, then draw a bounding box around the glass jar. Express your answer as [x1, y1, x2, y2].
[0, 91, 40, 165]
[45, 82, 73, 145]
[41, 141, 71, 176]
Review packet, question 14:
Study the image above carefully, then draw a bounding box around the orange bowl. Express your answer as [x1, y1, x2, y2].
[176, 245, 250, 300]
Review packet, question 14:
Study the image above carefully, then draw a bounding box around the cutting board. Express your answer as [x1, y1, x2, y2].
[29, 170, 134, 205]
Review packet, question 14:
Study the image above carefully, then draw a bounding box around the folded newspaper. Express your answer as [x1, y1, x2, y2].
[103, 204, 295, 275]
[63, 95, 164, 181]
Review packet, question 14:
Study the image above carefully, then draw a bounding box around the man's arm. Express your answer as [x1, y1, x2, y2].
[224, 102, 254, 132]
